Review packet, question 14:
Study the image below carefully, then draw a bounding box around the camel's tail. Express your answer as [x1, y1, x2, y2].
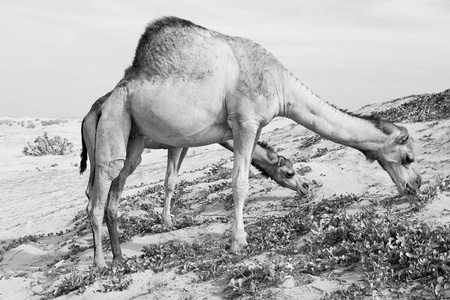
[79, 118, 88, 174]
[78, 91, 112, 175]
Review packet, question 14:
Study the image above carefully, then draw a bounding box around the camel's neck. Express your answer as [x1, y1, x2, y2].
[280, 72, 386, 152]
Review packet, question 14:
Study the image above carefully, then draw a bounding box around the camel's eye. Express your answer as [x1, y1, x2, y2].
[397, 133, 410, 145]
[286, 170, 295, 179]
[403, 154, 414, 165]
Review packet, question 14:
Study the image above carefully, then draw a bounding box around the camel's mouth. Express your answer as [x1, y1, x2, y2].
[380, 160, 421, 197]
[404, 183, 418, 196]
[395, 176, 421, 196]
[296, 181, 310, 196]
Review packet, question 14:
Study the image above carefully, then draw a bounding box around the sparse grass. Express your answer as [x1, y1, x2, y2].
[16, 142, 445, 299]
[26, 181, 445, 299]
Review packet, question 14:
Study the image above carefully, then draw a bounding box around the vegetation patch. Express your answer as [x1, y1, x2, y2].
[293, 154, 310, 163]
[41, 119, 68, 126]
[17, 139, 445, 299]
[204, 162, 233, 182]
[0, 119, 14, 126]
[311, 147, 329, 158]
[50, 266, 133, 298]
[298, 134, 322, 149]
[374, 89, 450, 123]
[23, 132, 74, 156]
[0, 235, 42, 263]
[31, 182, 446, 299]
[297, 165, 312, 176]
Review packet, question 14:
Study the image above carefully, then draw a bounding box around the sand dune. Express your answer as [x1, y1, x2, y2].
[1, 90, 449, 299]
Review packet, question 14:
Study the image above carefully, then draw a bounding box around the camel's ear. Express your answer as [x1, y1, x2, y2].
[278, 156, 286, 167]
[378, 122, 394, 135]
[267, 151, 278, 163]
[396, 133, 409, 145]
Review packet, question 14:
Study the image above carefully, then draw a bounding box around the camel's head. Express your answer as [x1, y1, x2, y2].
[363, 123, 421, 196]
[264, 153, 310, 196]
[273, 156, 309, 195]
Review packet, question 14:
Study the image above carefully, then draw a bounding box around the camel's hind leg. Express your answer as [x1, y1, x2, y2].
[82, 117, 97, 200]
[105, 135, 144, 265]
[162, 147, 189, 230]
[88, 87, 131, 268]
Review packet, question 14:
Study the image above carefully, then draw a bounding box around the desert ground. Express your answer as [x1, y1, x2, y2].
[1, 89, 449, 299]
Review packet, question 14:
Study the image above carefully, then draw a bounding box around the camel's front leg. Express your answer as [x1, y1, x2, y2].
[229, 121, 261, 253]
[162, 147, 188, 230]
[105, 135, 144, 265]
[88, 87, 131, 268]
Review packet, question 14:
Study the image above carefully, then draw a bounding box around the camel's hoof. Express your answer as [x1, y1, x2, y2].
[112, 256, 124, 267]
[229, 239, 248, 253]
[162, 218, 173, 231]
[93, 262, 108, 271]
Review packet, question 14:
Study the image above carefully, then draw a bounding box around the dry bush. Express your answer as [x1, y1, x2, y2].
[22, 132, 74, 156]
[41, 119, 67, 126]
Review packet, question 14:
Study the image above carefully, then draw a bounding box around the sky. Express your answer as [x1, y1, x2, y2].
[1, 0, 449, 117]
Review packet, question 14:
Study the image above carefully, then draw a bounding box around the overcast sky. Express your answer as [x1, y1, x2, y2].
[1, 0, 449, 117]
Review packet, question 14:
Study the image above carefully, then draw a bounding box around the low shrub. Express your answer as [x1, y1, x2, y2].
[298, 134, 322, 149]
[0, 119, 13, 126]
[297, 165, 312, 176]
[311, 147, 329, 158]
[23, 132, 74, 156]
[41, 119, 68, 126]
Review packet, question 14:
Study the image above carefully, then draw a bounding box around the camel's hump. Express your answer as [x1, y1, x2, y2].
[143, 16, 203, 36]
[127, 16, 211, 77]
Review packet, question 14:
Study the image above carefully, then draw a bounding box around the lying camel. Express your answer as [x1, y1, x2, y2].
[80, 92, 309, 231]
[86, 17, 421, 268]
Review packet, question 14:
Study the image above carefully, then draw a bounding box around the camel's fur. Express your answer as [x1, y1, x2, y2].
[85, 17, 421, 267]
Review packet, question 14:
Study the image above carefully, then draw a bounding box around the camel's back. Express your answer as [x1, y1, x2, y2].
[125, 17, 233, 80]
[125, 17, 286, 101]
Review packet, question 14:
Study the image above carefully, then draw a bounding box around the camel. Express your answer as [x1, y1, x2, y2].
[80, 92, 310, 232]
[86, 16, 421, 268]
